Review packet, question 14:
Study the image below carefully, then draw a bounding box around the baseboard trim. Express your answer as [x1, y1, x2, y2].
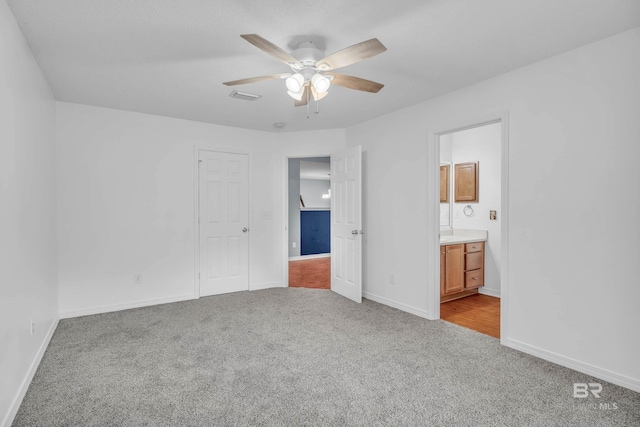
[478, 288, 501, 298]
[288, 253, 330, 261]
[503, 337, 640, 393]
[2, 317, 59, 427]
[363, 291, 436, 320]
[250, 282, 282, 291]
[58, 293, 196, 319]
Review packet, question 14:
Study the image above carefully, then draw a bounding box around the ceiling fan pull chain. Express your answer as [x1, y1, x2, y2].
[306, 87, 310, 118]
[315, 99, 320, 115]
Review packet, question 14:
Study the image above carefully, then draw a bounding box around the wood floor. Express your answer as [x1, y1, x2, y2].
[289, 259, 499, 337]
[440, 294, 500, 338]
[289, 257, 330, 289]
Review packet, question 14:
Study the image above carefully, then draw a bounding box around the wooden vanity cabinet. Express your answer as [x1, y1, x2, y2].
[441, 244, 464, 295]
[441, 241, 485, 302]
[464, 242, 484, 290]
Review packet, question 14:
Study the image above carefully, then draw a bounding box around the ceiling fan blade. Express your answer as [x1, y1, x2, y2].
[315, 38, 387, 71]
[223, 73, 290, 86]
[294, 85, 311, 107]
[327, 73, 384, 93]
[241, 34, 303, 68]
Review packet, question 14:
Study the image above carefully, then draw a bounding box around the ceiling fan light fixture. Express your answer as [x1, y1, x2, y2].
[285, 73, 304, 93]
[287, 87, 305, 101]
[311, 73, 330, 93]
[311, 86, 328, 101]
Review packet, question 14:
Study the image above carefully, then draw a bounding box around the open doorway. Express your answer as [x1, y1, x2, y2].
[288, 157, 331, 289]
[283, 147, 363, 303]
[437, 121, 503, 338]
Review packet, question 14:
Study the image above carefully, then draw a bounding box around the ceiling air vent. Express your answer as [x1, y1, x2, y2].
[229, 90, 261, 101]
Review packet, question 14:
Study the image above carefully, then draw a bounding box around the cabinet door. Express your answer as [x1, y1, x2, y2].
[444, 244, 464, 294]
[440, 247, 446, 296]
[440, 165, 449, 203]
[454, 162, 479, 202]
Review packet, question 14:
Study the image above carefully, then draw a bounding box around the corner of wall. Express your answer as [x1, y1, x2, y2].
[1, 318, 59, 427]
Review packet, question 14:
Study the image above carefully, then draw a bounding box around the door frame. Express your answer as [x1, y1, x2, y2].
[428, 110, 510, 344]
[194, 144, 251, 299]
[281, 153, 332, 288]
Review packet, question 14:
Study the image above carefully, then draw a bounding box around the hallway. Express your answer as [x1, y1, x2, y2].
[288, 257, 330, 289]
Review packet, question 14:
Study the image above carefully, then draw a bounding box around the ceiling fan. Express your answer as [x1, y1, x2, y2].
[223, 34, 387, 107]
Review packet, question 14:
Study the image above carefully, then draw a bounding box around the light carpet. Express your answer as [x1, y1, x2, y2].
[14, 288, 640, 426]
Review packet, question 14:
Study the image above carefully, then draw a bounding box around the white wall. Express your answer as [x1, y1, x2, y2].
[56, 103, 346, 317]
[0, 2, 58, 425]
[347, 28, 640, 391]
[447, 123, 502, 296]
[439, 134, 452, 228]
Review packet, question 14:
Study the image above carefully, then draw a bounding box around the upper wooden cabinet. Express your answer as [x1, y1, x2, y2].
[440, 165, 449, 203]
[454, 162, 479, 202]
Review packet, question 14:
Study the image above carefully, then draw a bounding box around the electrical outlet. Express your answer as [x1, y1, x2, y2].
[30, 320, 35, 335]
[292, 242, 297, 248]
[390, 273, 395, 285]
[489, 210, 497, 220]
[133, 274, 143, 284]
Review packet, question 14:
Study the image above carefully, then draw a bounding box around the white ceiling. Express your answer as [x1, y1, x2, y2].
[7, 0, 640, 133]
[300, 158, 330, 181]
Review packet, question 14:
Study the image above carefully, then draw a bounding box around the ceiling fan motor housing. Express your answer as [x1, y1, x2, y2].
[291, 41, 325, 70]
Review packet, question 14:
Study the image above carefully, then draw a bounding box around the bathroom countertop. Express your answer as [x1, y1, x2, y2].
[440, 229, 487, 245]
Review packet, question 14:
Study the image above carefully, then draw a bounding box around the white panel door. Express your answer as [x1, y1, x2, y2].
[199, 151, 249, 296]
[331, 146, 362, 303]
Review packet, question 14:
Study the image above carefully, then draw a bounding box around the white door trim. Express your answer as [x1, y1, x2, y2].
[281, 153, 332, 288]
[428, 110, 510, 344]
[194, 144, 251, 298]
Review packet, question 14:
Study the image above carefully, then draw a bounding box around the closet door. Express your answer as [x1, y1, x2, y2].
[198, 151, 249, 296]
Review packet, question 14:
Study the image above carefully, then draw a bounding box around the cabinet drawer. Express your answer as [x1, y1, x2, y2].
[465, 242, 483, 253]
[465, 252, 483, 271]
[465, 269, 484, 288]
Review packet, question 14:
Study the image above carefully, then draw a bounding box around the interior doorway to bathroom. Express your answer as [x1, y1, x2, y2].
[438, 120, 503, 338]
[288, 157, 331, 289]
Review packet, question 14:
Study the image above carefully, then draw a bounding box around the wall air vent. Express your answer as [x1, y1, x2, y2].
[229, 90, 262, 101]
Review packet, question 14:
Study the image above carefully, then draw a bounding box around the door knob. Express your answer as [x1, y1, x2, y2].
[242, 227, 248, 233]
[351, 230, 359, 235]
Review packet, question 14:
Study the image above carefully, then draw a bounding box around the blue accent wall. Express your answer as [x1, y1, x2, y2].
[300, 210, 330, 255]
